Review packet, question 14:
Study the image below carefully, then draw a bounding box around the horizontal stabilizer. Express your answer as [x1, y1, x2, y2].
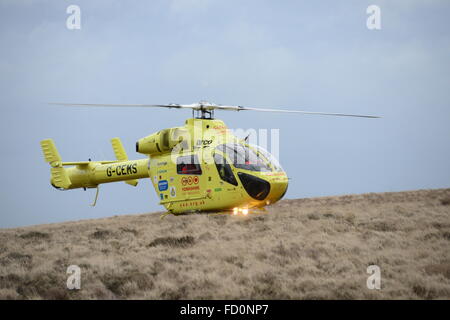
[125, 179, 138, 187]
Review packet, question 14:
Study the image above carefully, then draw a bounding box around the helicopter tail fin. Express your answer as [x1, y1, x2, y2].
[111, 137, 139, 187]
[40, 139, 72, 189]
[40, 139, 62, 166]
[111, 137, 128, 161]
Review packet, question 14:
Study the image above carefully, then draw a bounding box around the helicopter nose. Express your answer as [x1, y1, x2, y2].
[236, 171, 288, 204]
[265, 173, 289, 204]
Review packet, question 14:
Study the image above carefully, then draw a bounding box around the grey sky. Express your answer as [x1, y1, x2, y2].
[0, 0, 449, 228]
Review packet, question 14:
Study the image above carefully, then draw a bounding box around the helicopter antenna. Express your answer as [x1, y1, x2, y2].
[49, 101, 380, 119]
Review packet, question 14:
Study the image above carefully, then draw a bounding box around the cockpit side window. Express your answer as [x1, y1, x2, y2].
[214, 153, 238, 186]
[176, 154, 202, 175]
[216, 143, 271, 172]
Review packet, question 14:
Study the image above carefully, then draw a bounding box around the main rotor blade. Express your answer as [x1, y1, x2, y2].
[218, 105, 380, 118]
[48, 103, 195, 109]
[49, 102, 380, 118]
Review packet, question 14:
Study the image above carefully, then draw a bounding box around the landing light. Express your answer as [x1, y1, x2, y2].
[232, 207, 249, 216]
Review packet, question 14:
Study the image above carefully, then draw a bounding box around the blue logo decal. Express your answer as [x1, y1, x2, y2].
[158, 180, 168, 191]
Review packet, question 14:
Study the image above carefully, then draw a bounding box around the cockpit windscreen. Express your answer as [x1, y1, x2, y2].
[216, 143, 272, 172]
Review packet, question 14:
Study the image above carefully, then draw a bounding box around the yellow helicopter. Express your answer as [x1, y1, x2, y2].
[40, 101, 378, 215]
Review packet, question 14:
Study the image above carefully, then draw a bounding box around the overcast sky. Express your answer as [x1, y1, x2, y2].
[0, 0, 449, 228]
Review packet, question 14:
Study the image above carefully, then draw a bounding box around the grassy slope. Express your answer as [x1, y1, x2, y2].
[1, 188, 450, 299]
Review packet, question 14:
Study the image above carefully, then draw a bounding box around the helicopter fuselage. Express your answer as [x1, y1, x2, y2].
[41, 117, 288, 214]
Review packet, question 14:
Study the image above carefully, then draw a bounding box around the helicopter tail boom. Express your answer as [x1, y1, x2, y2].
[40, 139, 149, 190]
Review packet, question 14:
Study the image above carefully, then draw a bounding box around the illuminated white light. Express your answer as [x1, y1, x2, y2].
[233, 208, 238, 215]
[242, 208, 249, 215]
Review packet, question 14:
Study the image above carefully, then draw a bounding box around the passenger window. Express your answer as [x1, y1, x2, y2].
[214, 153, 238, 186]
[177, 155, 202, 175]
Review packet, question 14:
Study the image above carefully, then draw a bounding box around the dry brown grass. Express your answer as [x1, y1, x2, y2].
[0, 188, 449, 300]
